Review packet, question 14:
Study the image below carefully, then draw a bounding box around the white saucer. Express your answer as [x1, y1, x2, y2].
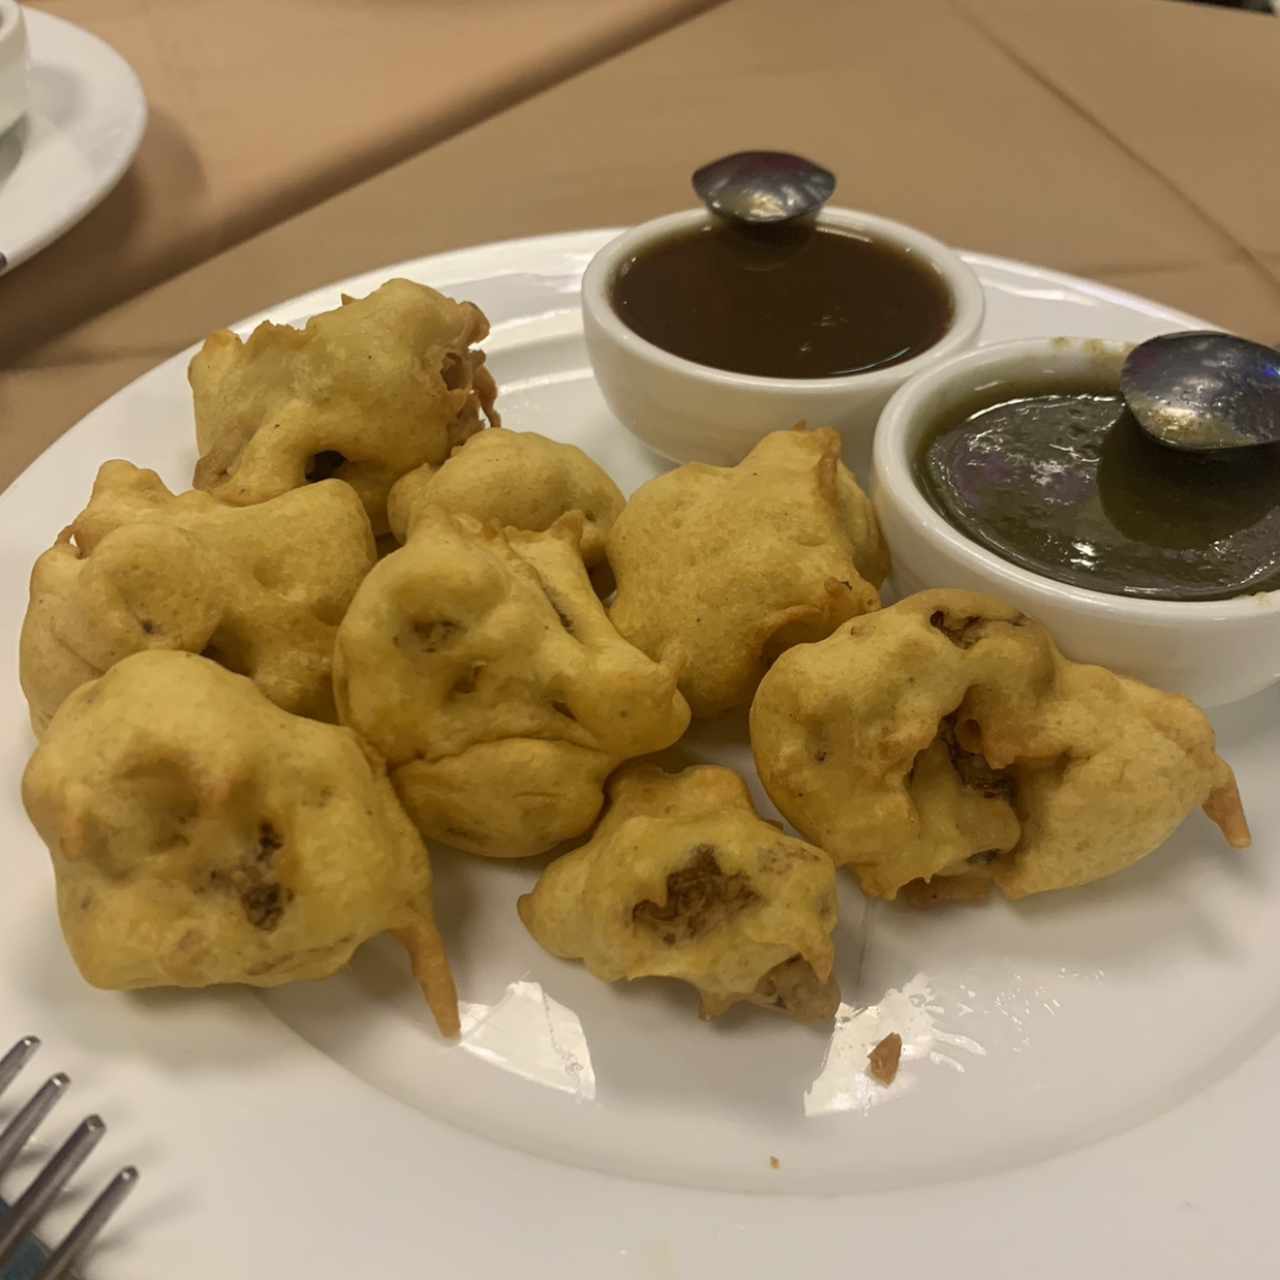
[1, 233, 1276, 1278]
[0, 8, 145, 275]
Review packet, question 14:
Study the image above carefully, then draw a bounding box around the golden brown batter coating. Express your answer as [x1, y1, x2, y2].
[607, 427, 887, 719]
[750, 589, 1249, 900]
[22, 651, 458, 1036]
[388, 428, 624, 567]
[518, 763, 839, 1022]
[19, 461, 374, 734]
[334, 508, 690, 857]
[190, 278, 498, 534]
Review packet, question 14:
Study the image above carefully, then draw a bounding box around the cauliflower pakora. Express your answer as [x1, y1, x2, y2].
[19, 460, 374, 734]
[334, 508, 690, 857]
[22, 651, 458, 1036]
[388, 428, 624, 567]
[190, 278, 498, 535]
[607, 426, 887, 719]
[750, 589, 1250, 901]
[518, 763, 839, 1021]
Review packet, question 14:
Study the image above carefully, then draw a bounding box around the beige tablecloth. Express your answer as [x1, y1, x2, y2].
[5, 0, 1279, 491]
[0, 0, 720, 361]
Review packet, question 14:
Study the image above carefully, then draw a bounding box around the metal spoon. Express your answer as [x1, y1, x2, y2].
[1120, 330, 1280, 451]
[692, 151, 835, 227]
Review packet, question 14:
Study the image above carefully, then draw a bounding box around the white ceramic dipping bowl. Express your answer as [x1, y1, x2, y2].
[0, 0, 28, 138]
[582, 206, 985, 478]
[873, 335, 1280, 706]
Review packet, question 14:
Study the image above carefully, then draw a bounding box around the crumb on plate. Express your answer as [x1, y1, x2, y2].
[867, 1032, 902, 1085]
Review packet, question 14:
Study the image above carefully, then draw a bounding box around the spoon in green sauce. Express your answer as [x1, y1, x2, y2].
[1120, 330, 1280, 451]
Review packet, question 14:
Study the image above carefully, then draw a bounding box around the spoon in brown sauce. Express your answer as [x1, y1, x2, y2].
[692, 151, 835, 227]
[1120, 331, 1280, 451]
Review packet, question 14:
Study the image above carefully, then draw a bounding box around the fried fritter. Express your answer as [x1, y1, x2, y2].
[607, 426, 887, 719]
[19, 460, 374, 734]
[518, 763, 839, 1022]
[750, 589, 1249, 900]
[190, 278, 499, 535]
[334, 507, 690, 857]
[22, 651, 458, 1036]
[387, 428, 624, 567]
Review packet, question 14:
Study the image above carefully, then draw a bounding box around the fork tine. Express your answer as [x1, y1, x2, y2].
[0, 1037, 39, 1098]
[0, 1072, 69, 1178]
[33, 1166, 140, 1280]
[0, 1115, 107, 1264]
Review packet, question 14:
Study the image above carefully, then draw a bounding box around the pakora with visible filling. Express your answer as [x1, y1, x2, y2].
[334, 507, 690, 857]
[387, 428, 625, 567]
[518, 763, 839, 1022]
[607, 426, 888, 718]
[190, 278, 498, 535]
[22, 651, 458, 1036]
[750, 589, 1250, 900]
[19, 460, 374, 734]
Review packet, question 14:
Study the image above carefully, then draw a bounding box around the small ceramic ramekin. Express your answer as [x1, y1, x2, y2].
[872, 335, 1280, 706]
[582, 207, 985, 480]
[0, 0, 28, 138]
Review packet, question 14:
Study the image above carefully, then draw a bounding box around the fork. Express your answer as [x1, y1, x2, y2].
[0, 1038, 138, 1279]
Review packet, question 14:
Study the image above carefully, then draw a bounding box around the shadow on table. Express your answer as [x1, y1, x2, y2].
[0, 103, 207, 365]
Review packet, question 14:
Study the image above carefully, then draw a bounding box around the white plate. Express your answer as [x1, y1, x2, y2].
[2, 233, 1276, 1278]
[0, 8, 145, 274]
